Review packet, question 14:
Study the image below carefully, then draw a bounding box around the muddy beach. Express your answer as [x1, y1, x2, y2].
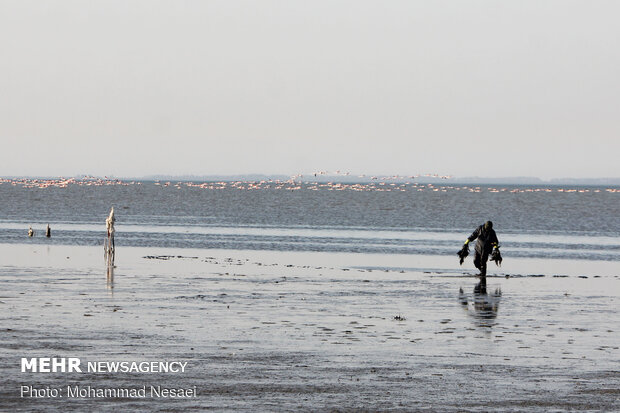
[0, 243, 618, 411]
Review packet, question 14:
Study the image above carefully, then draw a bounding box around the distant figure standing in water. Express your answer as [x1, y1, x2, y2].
[28, 226, 34, 237]
[458, 221, 502, 276]
[46, 224, 51, 238]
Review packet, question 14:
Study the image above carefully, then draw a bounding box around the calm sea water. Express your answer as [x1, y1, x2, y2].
[0, 180, 618, 261]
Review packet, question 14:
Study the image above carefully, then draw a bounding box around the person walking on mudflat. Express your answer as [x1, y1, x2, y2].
[458, 221, 502, 276]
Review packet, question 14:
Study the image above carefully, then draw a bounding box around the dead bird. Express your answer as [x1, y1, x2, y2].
[490, 245, 503, 266]
[457, 243, 469, 265]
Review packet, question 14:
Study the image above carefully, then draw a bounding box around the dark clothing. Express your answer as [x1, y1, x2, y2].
[467, 224, 499, 276]
[468, 224, 499, 255]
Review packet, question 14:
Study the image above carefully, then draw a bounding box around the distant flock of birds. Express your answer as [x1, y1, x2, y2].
[1, 176, 618, 194]
[12, 173, 617, 239]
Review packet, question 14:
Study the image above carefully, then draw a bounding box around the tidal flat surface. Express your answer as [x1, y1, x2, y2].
[0, 244, 618, 411]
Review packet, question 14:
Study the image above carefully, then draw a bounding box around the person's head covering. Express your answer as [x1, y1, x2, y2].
[484, 221, 493, 230]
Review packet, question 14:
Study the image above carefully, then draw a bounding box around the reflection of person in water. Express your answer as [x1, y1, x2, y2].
[458, 221, 501, 276]
[459, 278, 501, 324]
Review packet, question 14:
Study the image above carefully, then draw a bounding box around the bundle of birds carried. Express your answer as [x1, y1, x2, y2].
[490, 246, 503, 266]
[457, 243, 469, 265]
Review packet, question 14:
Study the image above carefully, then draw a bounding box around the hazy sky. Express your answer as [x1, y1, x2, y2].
[1, 1, 619, 179]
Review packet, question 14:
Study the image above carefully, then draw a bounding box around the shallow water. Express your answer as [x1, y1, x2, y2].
[1, 180, 619, 260]
[1, 244, 618, 411]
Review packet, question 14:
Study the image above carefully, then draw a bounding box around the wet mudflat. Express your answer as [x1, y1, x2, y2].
[0, 244, 618, 412]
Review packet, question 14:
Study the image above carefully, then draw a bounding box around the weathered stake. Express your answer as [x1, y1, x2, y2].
[104, 207, 115, 266]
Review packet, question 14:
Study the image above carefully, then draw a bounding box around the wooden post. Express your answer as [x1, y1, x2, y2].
[105, 207, 115, 266]
[106, 264, 114, 289]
